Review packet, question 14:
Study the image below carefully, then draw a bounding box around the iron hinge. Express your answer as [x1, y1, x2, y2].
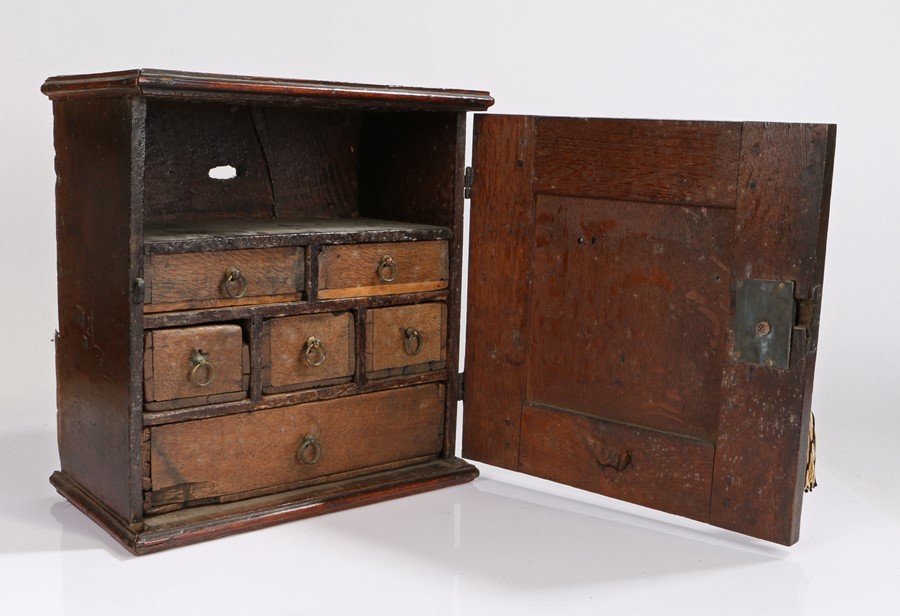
[797, 284, 823, 354]
[132, 277, 145, 304]
[464, 166, 473, 199]
[457, 371, 465, 402]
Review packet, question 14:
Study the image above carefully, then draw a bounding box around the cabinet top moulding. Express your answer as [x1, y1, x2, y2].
[41, 68, 495, 111]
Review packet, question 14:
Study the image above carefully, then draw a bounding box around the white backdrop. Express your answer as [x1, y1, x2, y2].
[1, 2, 898, 614]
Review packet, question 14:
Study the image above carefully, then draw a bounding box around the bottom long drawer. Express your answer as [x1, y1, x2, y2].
[145, 383, 445, 513]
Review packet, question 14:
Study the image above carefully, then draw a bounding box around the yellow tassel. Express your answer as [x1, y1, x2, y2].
[804, 412, 817, 493]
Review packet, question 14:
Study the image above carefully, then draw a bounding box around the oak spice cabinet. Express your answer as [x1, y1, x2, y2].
[43, 69, 835, 554]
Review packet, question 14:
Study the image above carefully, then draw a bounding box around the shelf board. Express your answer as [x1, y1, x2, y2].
[144, 217, 452, 254]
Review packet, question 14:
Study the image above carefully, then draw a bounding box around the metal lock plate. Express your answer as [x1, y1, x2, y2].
[733, 279, 795, 370]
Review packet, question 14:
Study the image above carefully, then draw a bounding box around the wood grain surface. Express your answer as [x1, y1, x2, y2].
[145, 325, 245, 402]
[319, 241, 448, 299]
[463, 115, 535, 469]
[263, 312, 355, 390]
[519, 403, 715, 520]
[527, 195, 733, 441]
[52, 96, 145, 523]
[534, 117, 741, 207]
[465, 115, 835, 544]
[148, 384, 445, 508]
[366, 303, 447, 372]
[710, 122, 836, 545]
[146, 247, 303, 312]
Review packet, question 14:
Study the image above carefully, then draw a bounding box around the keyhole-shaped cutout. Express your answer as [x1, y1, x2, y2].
[208, 165, 237, 180]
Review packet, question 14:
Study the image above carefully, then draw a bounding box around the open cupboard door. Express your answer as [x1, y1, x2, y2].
[463, 114, 835, 545]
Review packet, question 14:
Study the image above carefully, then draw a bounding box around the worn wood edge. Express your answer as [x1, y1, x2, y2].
[144, 391, 248, 412]
[133, 457, 479, 554]
[128, 97, 149, 519]
[41, 69, 141, 99]
[142, 369, 449, 426]
[50, 471, 141, 554]
[319, 281, 448, 300]
[462, 114, 536, 469]
[707, 122, 836, 546]
[142, 290, 450, 328]
[261, 376, 354, 395]
[367, 361, 448, 381]
[443, 112, 467, 457]
[144, 223, 453, 255]
[42, 69, 495, 110]
[144, 292, 303, 314]
[144, 453, 441, 514]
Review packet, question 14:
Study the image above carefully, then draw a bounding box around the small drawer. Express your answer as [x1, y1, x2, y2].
[145, 247, 304, 312]
[262, 312, 355, 394]
[318, 241, 448, 299]
[366, 303, 447, 377]
[145, 384, 445, 512]
[144, 325, 249, 410]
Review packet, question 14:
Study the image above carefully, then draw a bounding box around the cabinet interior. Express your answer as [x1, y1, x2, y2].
[142, 100, 460, 234]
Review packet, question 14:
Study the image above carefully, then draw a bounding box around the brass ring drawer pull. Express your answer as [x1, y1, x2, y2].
[377, 255, 399, 282]
[303, 336, 327, 367]
[404, 327, 423, 355]
[189, 349, 216, 387]
[223, 266, 248, 299]
[297, 435, 322, 465]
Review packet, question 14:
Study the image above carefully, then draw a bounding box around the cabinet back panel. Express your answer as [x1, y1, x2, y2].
[143, 101, 361, 223]
[358, 112, 460, 229]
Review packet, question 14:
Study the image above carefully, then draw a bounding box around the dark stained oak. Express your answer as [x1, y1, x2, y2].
[45, 70, 485, 553]
[51, 457, 479, 555]
[527, 195, 734, 442]
[519, 404, 715, 520]
[462, 115, 536, 470]
[143, 102, 363, 223]
[710, 123, 836, 545]
[45, 68, 834, 553]
[52, 96, 145, 524]
[534, 117, 741, 207]
[42, 69, 495, 111]
[143, 218, 452, 254]
[465, 115, 834, 545]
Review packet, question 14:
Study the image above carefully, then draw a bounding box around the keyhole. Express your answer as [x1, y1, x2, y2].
[209, 165, 237, 180]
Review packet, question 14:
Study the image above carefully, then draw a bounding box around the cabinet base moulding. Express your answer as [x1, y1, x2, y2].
[50, 458, 478, 555]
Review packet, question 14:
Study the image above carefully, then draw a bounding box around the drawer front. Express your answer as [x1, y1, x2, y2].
[262, 311, 355, 393]
[147, 384, 445, 509]
[318, 241, 448, 299]
[144, 325, 248, 405]
[366, 303, 447, 375]
[146, 247, 304, 312]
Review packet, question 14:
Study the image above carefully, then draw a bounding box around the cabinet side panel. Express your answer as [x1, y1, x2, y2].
[710, 123, 835, 545]
[53, 97, 140, 522]
[462, 115, 535, 469]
